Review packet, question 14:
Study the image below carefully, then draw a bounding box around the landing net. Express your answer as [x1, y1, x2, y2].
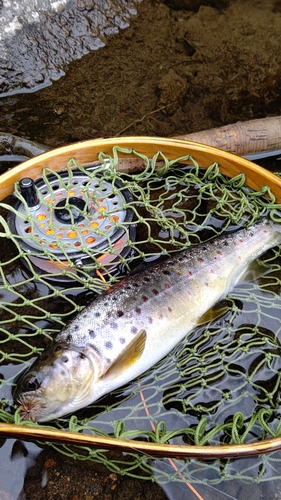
[0, 146, 281, 484]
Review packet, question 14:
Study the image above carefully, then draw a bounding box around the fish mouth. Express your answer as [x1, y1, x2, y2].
[16, 393, 47, 422]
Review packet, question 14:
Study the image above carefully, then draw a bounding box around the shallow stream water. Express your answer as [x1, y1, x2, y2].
[1, 1, 281, 499]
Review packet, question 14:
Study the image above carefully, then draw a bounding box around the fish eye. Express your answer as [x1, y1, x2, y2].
[55, 345, 62, 352]
[23, 375, 41, 391]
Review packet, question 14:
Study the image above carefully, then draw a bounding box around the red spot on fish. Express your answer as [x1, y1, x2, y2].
[165, 284, 170, 289]
[210, 269, 214, 274]
[198, 258, 204, 263]
[205, 282, 209, 287]
[187, 291, 191, 296]
[188, 271, 192, 276]
[152, 289, 159, 296]
[142, 296, 148, 302]
[135, 307, 141, 314]
[158, 313, 163, 320]
[217, 251, 222, 256]
[239, 239, 244, 244]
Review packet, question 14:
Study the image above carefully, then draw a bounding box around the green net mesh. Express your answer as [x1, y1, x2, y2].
[0, 146, 281, 484]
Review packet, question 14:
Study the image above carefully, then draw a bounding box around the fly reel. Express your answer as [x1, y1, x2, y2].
[8, 166, 135, 282]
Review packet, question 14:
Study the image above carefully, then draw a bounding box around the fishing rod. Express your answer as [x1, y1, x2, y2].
[1, 115, 281, 162]
[1, 422, 281, 459]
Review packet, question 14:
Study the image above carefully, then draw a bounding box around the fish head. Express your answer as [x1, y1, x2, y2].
[14, 341, 100, 422]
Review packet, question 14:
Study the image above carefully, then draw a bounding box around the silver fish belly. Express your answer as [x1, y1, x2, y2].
[15, 218, 281, 421]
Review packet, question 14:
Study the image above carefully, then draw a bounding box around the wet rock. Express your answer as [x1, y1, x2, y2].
[0, 0, 141, 95]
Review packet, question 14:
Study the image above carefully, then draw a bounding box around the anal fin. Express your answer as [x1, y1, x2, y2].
[240, 259, 272, 283]
[196, 301, 230, 326]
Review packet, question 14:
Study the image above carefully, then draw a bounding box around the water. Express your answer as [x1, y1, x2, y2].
[0, 440, 40, 499]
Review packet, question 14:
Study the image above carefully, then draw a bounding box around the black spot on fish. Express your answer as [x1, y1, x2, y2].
[94, 312, 101, 318]
[89, 330, 96, 338]
[106, 358, 111, 364]
[66, 334, 72, 342]
[152, 289, 159, 296]
[148, 317, 153, 324]
[142, 296, 148, 302]
[135, 307, 141, 314]
[133, 282, 139, 287]
[131, 326, 138, 334]
[74, 325, 79, 331]
[143, 277, 150, 283]
[117, 310, 124, 317]
[119, 337, 126, 344]
[162, 269, 171, 275]
[177, 256, 184, 262]
[168, 307, 172, 312]
[105, 341, 113, 349]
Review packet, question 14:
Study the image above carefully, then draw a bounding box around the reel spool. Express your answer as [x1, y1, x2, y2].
[8, 166, 135, 282]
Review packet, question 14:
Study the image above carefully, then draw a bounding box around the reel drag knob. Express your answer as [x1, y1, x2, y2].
[19, 178, 39, 209]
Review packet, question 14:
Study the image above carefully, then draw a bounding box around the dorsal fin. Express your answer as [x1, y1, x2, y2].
[100, 329, 147, 380]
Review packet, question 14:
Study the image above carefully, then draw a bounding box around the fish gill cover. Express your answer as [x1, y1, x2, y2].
[0, 147, 281, 483]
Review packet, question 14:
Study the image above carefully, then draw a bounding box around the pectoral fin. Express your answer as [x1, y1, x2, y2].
[100, 329, 147, 380]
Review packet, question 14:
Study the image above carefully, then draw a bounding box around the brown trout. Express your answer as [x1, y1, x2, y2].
[15, 217, 281, 422]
